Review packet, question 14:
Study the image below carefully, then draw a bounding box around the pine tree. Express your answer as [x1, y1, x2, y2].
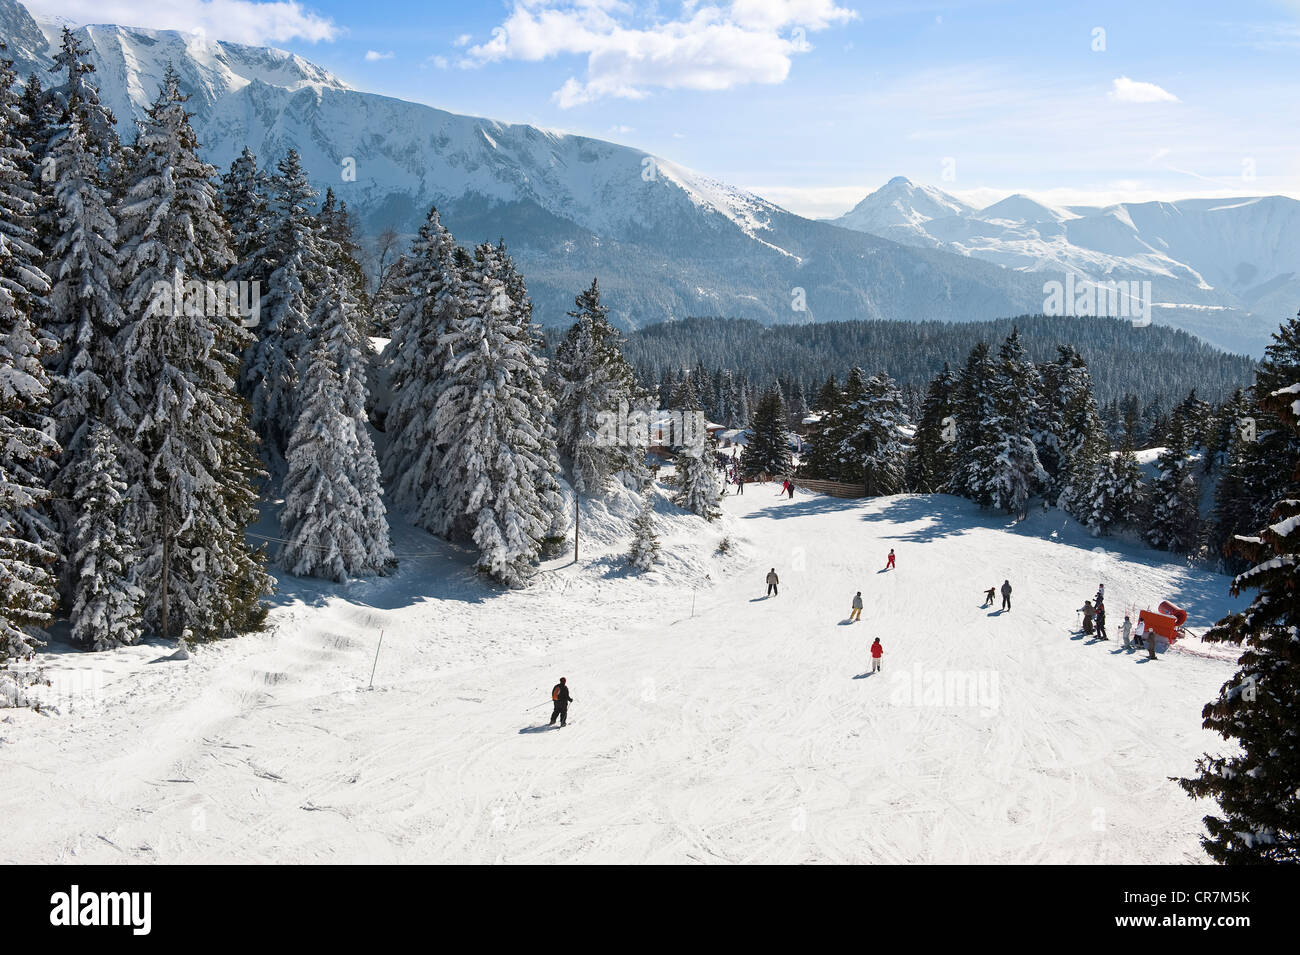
[840, 372, 910, 496]
[434, 243, 559, 586]
[219, 147, 269, 288]
[1145, 416, 1201, 553]
[814, 367, 866, 482]
[381, 206, 464, 530]
[948, 342, 1000, 506]
[494, 241, 569, 549]
[280, 277, 392, 579]
[280, 338, 389, 581]
[741, 388, 791, 479]
[43, 107, 125, 589]
[113, 67, 269, 640]
[908, 363, 956, 493]
[553, 278, 639, 496]
[0, 47, 57, 660]
[69, 424, 143, 649]
[674, 448, 720, 521]
[983, 330, 1047, 513]
[627, 496, 661, 570]
[1038, 345, 1107, 514]
[243, 148, 318, 460]
[1177, 380, 1300, 863]
[1083, 439, 1145, 535]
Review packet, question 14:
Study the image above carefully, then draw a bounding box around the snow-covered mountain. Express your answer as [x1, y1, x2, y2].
[831, 177, 1300, 354]
[0, 0, 1051, 334]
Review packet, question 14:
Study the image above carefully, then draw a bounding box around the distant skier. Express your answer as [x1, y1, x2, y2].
[850, 591, 863, 622]
[1120, 613, 1133, 648]
[982, 586, 996, 607]
[1000, 580, 1012, 611]
[1144, 622, 1158, 661]
[1079, 599, 1095, 635]
[1095, 603, 1108, 640]
[737, 475, 745, 495]
[870, 638, 883, 672]
[885, 548, 895, 570]
[778, 479, 789, 496]
[549, 677, 575, 727]
[766, 568, 779, 597]
[1096, 583, 1106, 605]
[787, 480, 795, 499]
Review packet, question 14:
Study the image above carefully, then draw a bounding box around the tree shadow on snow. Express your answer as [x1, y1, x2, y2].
[740, 495, 859, 521]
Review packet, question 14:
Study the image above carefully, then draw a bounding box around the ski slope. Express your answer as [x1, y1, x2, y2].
[0, 485, 1245, 864]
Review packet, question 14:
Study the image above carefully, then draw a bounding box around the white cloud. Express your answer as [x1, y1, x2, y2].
[462, 0, 856, 107]
[427, 55, 450, 70]
[454, 33, 474, 47]
[1108, 76, 1179, 104]
[365, 50, 394, 61]
[19, 0, 338, 44]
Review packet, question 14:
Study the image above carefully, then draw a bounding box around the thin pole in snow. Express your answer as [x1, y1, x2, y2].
[368, 630, 384, 690]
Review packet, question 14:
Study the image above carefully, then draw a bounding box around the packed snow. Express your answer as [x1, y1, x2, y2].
[0, 484, 1246, 864]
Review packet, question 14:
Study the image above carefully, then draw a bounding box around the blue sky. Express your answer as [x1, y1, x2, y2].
[20, 0, 1300, 216]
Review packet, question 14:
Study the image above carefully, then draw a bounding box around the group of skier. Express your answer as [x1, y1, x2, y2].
[981, 580, 1013, 611]
[1078, 582, 1159, 660]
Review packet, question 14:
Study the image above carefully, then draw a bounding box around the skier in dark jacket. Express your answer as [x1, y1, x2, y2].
[1095, 603, 1108, 640]
[766, 568, 779, 597]
[1000, 580, 1012, 611]
[982, 586, 996, 607]
[549, 677, 575, 727]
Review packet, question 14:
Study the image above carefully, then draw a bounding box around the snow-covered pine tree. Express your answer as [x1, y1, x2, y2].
[219, 147, 269, 288]
[1209, 391, 1262, 568]
[1177, 380, 1300, 862]
[553, 278, 639, 496]
[434, 243, 556, 586]
[1038, 345, 1107, 514]
[1083, 438, 1145, 535]
[627, 496, 660, 570]
[0, 47, 57, 660]
[674, 447, 720, 520]
[983, 329, 1047, 513]
[838, 371, 910, 496]
[317, 188, 372, 335]
[242, 148, 318, 461]
[1144, 416, 1201, 553]
[381, 205, 464, 529]
[947, 342, 1000, 506]
[48, 27, 118, 166]
[907, 362, 956, 493]
[43, 106, 124, 502]
[290, 276, 393, 576]
[279, 338, 386, 581]
[69, 423, 142, 649]
[494, 242, 569, 549]
[113, 67, 269, 640]
[741, 387, 791, 479]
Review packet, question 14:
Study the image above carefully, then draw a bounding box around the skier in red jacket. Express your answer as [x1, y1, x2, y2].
[870, 638, 883, 672]
[885, 548, 895, 570]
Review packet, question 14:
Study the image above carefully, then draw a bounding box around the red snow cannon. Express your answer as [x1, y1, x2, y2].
[1138, 602, 1187, 646]
[1157, 601, 1188, 631]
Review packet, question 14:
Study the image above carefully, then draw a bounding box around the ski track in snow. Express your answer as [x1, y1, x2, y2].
[0, 487, 1245, 864]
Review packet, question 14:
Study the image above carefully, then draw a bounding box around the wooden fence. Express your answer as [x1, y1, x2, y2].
[740, 476, 867, 498]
